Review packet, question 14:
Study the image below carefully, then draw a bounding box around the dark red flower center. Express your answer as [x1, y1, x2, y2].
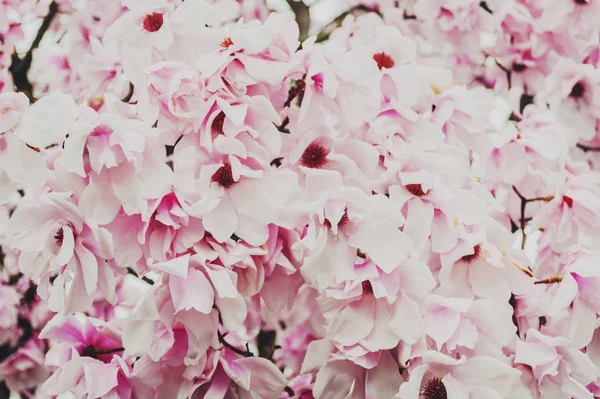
[300, 142, 329, 169]
[143, 13, 164, 32]
[220, 37, 234, 48]
[575, 0, 588, 5]
[325, 211, 349, 230]
[570, 81, 585, 98]
[373, 52, 395, 70]
[405, 183, 426, 196]
[421, 377, 447, 399]
[211, 163, 236, 188]
[54, 228, 64, 247]
[211, 111, 226, 138]
[512, 63, 527, 72]
[461, 244, 481, 263]
[563, 195, 574, 208]
[361, 280, 373, 294]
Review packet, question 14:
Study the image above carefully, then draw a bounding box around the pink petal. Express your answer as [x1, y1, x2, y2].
[202, 195, 237, 243]
[169, 268, 214, 313]
[16, 93, 78, 148]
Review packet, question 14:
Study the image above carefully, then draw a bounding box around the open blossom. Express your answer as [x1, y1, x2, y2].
[6, 192, 115, 313]
[40, 314, 133, 398]
[397, 351, 523, 398]
[515, 329, 600, 398]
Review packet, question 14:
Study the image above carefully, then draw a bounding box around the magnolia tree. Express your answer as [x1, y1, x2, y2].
[1, 0, 600, 398]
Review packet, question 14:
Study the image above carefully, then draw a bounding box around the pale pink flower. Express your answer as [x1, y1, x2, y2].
[515, 329, 599, 398]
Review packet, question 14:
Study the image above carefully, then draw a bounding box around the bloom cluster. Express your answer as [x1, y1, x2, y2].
[1, 0, 600, 398]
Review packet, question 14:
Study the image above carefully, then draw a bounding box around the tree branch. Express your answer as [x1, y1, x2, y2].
[315, 4, 382, 43]
[9, 2, 59, 101]
[214, 307, 294, 396]
[217, 331, 254, 357]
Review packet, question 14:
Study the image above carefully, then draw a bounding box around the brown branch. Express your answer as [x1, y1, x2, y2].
[217, 331, 254, 357]
[122, 82, 134, 103]
[512, 186, 553, 249]
[283, 77, 306, 108]
[286, 0, 310, 41]
[576, 143, 600, 152]
[9, 2, 59, 101]
[126, 267, 154, 285]
[214, 307, 294, 396]
[275, 117, 290, 133]
[316, 4, 382, 43]
[479, 1, 493, 13]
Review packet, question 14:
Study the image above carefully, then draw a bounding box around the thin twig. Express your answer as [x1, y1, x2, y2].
[576, 143, 600, 152]
[126, 267, 154, 285]
[217, 331, 254, 357]
[479, 1, 493, 14]
[214, 306, 294, 396]
[512, 186, 553, 249]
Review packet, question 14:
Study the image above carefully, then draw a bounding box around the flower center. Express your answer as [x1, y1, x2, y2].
[421, 377, 447, 399]
[570, 81, 585, 98]
[54, 228, 64, 247]
[211, 111, 226, 138]
[211, 163, 236, 188]
[461, 244, 481, 263]
[325, 211, 349, 230]
[563, 195, 574, 207]
[373, 52, 395, 70]
[220, 37, 234, 48]
[143, 13, 164, 32]
[512, 63, 527, 72]
[361, 280, 373, 294]
[405, 183, 426, 196]
[300, 142, 329, 169]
